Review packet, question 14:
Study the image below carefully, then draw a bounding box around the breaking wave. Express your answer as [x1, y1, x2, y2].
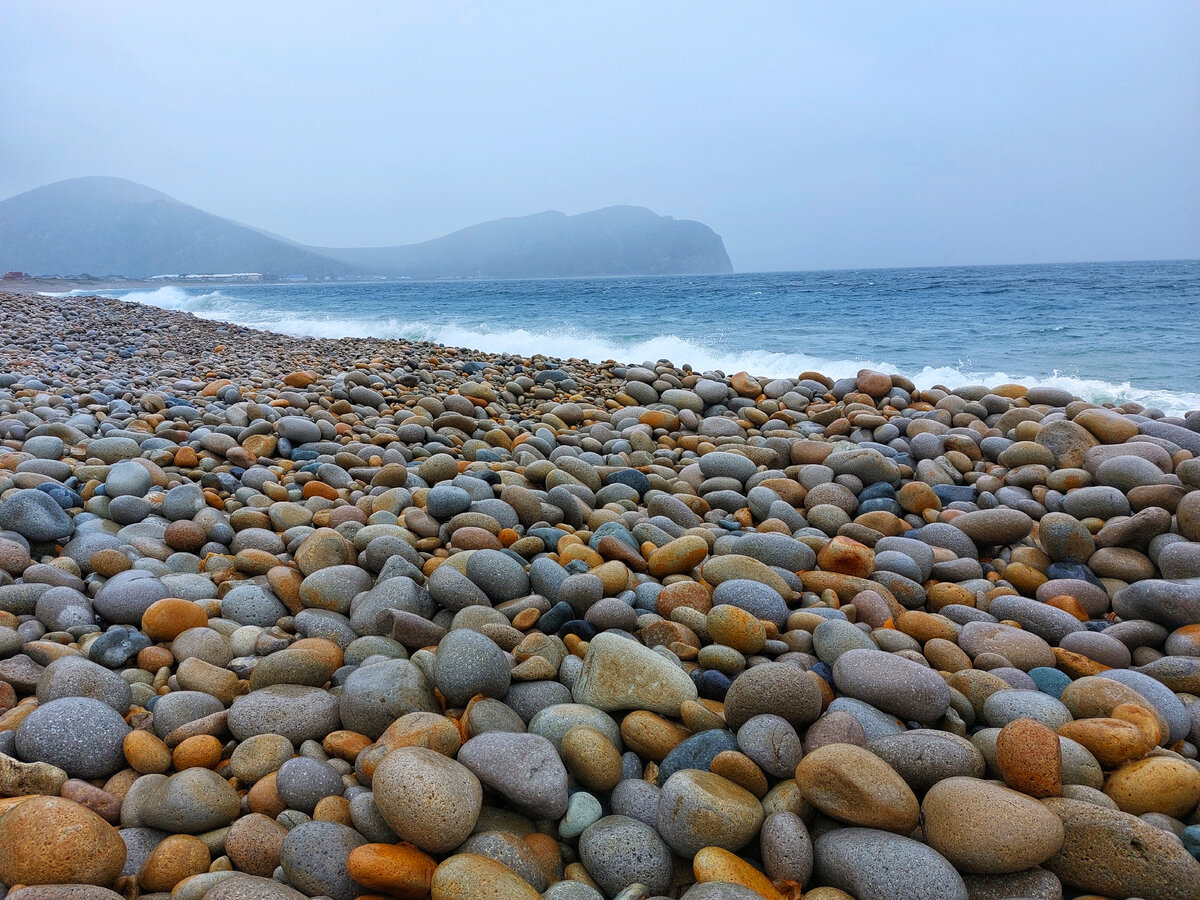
[92, 285, 1200, 416]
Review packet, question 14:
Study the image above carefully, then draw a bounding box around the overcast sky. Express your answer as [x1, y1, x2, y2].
[3, 1, 1198, 271]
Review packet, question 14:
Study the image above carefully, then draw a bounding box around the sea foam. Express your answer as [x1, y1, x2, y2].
[85, 285, 1200, 416]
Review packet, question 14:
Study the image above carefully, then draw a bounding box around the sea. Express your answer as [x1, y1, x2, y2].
[58, 259, 1200, 416]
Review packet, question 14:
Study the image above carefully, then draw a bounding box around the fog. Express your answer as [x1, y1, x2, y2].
[2, 1, 1197, 271]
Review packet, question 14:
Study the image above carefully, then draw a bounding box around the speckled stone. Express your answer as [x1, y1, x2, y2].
[371, 747, 482, 853]
[279, 820, 367, 900]
[228, 684, 341, 745]
[456, 731, 569, 819]
[578, 815, 673, 897]
[15, 696, 131, 779]
[813, 827, 968, 900]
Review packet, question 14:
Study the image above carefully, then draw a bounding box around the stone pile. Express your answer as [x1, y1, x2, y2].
[0, 290, 1199, 899]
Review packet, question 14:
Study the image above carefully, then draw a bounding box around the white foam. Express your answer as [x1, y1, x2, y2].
[102, 287, 1200, 416]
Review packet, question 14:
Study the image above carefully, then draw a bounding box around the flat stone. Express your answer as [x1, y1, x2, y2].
[456, 732, 569, 819]
[572, 632, 697, 715]
[812, 827, 968, 900]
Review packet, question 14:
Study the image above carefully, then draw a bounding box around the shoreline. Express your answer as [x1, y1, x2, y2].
[1, 288, 1199, 896]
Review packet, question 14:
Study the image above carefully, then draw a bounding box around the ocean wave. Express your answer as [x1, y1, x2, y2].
[104, 286, 1200, 416]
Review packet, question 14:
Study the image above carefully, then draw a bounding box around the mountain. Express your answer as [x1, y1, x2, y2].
[314, 206, 732, 278]
[0, 177, 733, 279]
[0, 177, 351, 278]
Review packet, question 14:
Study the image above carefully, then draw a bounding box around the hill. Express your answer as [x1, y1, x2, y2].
[0, 177, 732, 279]
[0, 177, 350, 278]
[314, 206, 732, 278]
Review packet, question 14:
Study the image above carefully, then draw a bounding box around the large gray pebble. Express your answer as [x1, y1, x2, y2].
[93, 569, 168, 625]
[142, 767, 242, 833]
[578, 815, 672, 897]
[433, 628, 511, 707]
[457, 731, 569, 819]
[832, 648, 951, 724]
[229, 684, 341, 744]
[151, 690, 224, 738]
[105, 460, 152, 498]
[813, 827, 968, 900]
[221, 584, 288, 627]
[277, 757, 345, 814]
[338, 658, 438, 740]
[279, 820, 366, 900]
[15, 695, 130, 778]
[465, 548, 530, 602]
[0, 489, 74, 542]
[36, 655, 132, 712]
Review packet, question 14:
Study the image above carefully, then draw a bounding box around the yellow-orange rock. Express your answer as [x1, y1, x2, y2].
[347, 842, 438, 899]
[1103, 756, 1200, 818]
[817, 536, 875, 578]
[0, 796, 126, 886]
[123, 728, 172, 774]
[1057, 703, 1159, 768]
[430, 853, 541, 900]
[693, 846, 785, 899]
[139, 833, 211, 891]
[707, 604, 767, 654]
[996, 718, 1061, 798]
[141, 597, 208, 641]
[647, 535, 709, 577]
[173, 734, 224, 770]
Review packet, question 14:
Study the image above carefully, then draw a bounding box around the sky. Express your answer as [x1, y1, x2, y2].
[2, 1, 1198, 272]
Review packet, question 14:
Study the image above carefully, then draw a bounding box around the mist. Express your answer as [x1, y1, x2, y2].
[2, 1, 1197, 272]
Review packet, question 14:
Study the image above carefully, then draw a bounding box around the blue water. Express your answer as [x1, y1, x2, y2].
[64, 260, 1200, 414]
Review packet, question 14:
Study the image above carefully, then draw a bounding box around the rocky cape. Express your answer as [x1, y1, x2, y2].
[0, 177, 733, 280]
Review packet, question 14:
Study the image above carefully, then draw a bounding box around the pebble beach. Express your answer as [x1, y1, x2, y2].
[1, 287, 1200, 900]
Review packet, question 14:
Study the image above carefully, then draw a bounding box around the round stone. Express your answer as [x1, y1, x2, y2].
[832, 648, 951, 724]
[736, 714, 802, 779]
[578, 815, 673, 897]
[433, 629, 511, 708]
[15, 696, 131, 779]
[456, 731, 569, 820]
[105, 460, 152, 498]
[279, 820, 366, 900]
[224, 813, 287, 877]
[228, 684, 342, 745]
[141, 767, 242, 833]
[277, 756, 345, 814]
[0, 796, 126, 887]
[429, 853, 542, 900]
[656, 768, 765, 857]
[371, 747, 482, 853]
[922, 776, 1065, 874]
[36, 656, 132, 713]
[865, 730, 985, 795]
[92, 569, 168, 625]
[723, 661, 822, 732]
[795, 742, 920, 833]
[339, 658, 439, 739]
[813, 827, 968, 900]
[0, 488, 74, 542]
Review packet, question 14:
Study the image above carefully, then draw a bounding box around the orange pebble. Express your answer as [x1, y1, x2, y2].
[693, 846, 785, 899]
[123, 729, 172, 775]
[172, 734, 224, 770]
[302, 480, 339, 501]
[347, 842, 437, 899]
[322, 730, 373, 762]
[141, 597, 208, 641]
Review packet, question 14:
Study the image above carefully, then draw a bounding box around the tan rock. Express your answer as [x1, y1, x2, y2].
[922, 776, 1064, 874]
[794, 743, 919, 833]
[1103, 755, 1200, 818]
[0, 795, 126, 886]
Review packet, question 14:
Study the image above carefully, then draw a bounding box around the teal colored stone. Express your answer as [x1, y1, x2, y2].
[1030, 666, 1072, 699]
[559, 790, 603, 839]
